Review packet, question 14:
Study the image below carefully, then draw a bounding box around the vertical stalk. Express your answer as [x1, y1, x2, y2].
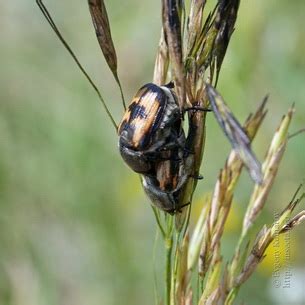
[165, 216, 174, 305]
[165, 237, 173, 305]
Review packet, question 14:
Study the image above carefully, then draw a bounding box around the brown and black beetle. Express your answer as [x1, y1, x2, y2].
[118, 82, 206, 213]
[118, 83, 185, 175]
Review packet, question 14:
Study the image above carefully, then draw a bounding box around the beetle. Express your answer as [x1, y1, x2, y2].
[118, 82, 206, 213]
[118, 82, 186, 175]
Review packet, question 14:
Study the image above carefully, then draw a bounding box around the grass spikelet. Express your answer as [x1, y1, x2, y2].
[88, 0, 126, 109]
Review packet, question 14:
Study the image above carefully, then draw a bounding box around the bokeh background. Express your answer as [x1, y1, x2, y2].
[0, 1, 304, 304]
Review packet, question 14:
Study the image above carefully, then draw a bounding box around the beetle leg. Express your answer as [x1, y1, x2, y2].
[119, 144, 153, 174]
[189, 174, 204, 180]
[183, 147, 195, 154]
[146, 154, 182, 162]
[184, 106, 212, 112]
[159, 141, 184, 152]
[167, 201, 191, 214]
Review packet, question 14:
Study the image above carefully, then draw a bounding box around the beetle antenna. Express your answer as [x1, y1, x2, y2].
[35, 0, 118, 131]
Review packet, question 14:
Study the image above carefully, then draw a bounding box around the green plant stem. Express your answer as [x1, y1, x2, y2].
[182, 205, 192, 238]
[165, 216, 174, 305]
[171, 236, 179, 305]
[152, 207, 166, 239]
[114, 73, 126, 110]
[153, 229, 160, 305]
[224, 287, 239, 305]
[165, 236, 173, 305]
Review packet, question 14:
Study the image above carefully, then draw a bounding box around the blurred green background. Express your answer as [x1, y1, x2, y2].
[0, 1, 304, 304]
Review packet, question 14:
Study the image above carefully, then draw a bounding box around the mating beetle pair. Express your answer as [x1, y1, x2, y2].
[118, 83, 202, 214]
[36, 0, 262, 215]
[35, 0, 201, 215]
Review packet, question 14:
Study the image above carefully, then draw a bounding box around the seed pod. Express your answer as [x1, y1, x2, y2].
[243, 106, 294, 232]
[88, 0, 126, 110]
[187, 0, 206, 56]
[153, 29, 169, 86]
[88, 0, 118, 74]
[162, 0, 186, 108]
[213, 0, 240, 84]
